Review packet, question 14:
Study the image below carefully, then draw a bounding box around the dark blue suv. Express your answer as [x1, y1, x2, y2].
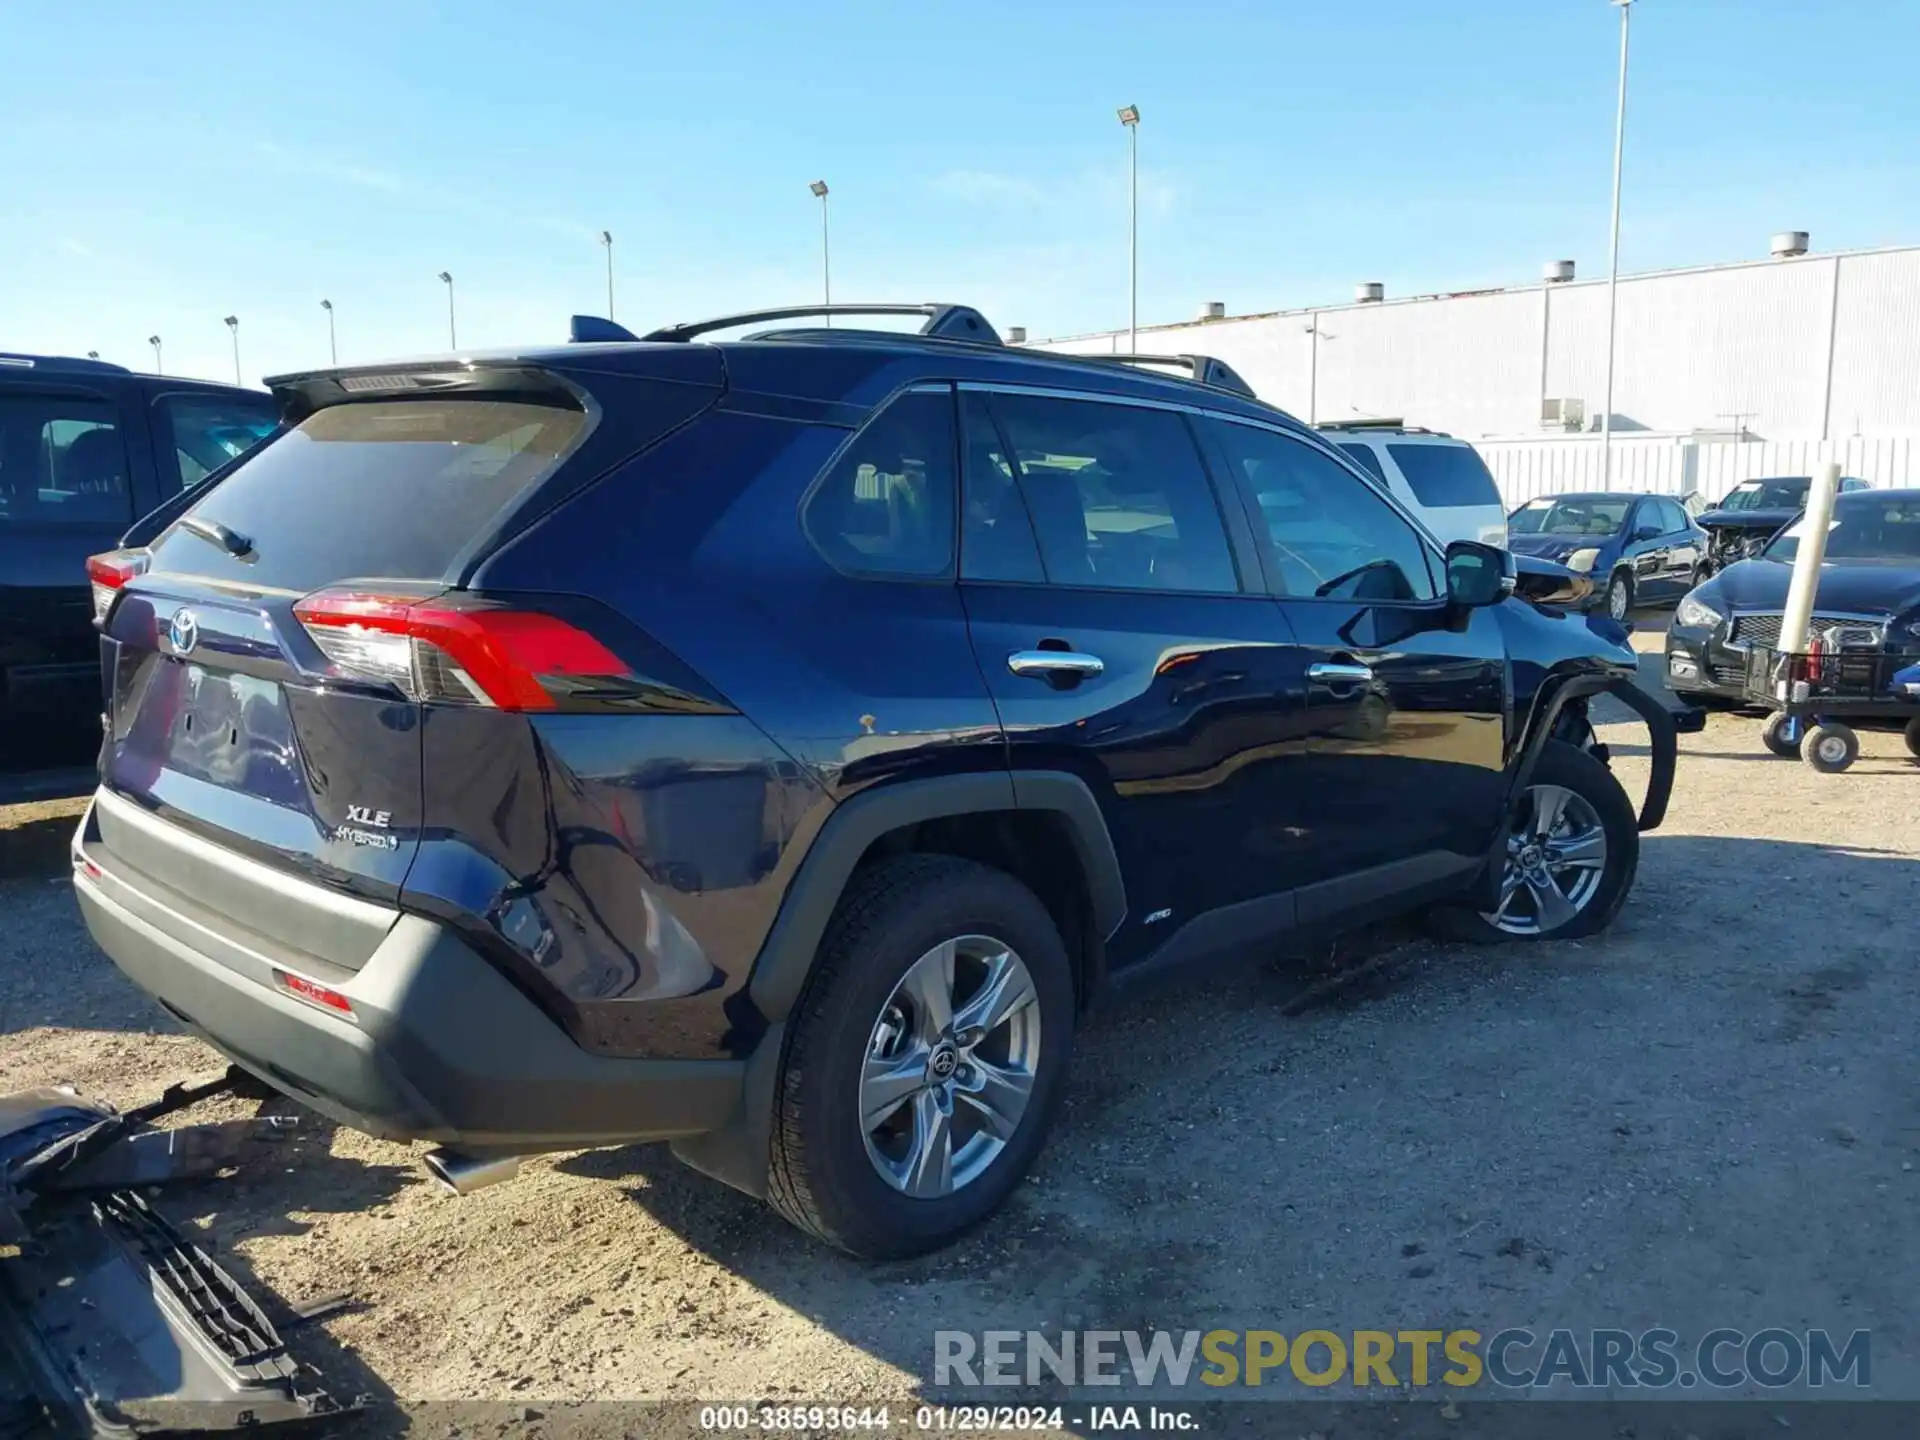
[72, 305, 1680, 1257]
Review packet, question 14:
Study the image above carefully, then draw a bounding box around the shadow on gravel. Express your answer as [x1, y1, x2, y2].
[547, 831, 1918, 1403]
[0, 805, 86, 880]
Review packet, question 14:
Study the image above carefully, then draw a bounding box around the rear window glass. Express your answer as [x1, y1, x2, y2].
[148, 398, 587, 591]
[1385, 443, 1501, 509]
[0, 393, 132, 528]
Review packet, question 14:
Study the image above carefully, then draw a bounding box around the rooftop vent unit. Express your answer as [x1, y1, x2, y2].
[1543, 260, 1576, 283]
[1198, 301, 1226, 320]
[1006, 326, 1027, 344]
[1540, 397, 1587, 432]
[1771, 231, 1810, 259]
[1355, 282, 1384, 304]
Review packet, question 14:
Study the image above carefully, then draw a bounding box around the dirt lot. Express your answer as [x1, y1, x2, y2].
[3, 625, 1917, 1417]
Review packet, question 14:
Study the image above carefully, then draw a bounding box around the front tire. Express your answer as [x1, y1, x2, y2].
[1904, 716, 1920, 759]
[1761, 711, 1803, 758]
[1428, 740, 1639, 944]
[1605, 571, 1634, 623]
[766, 854, 1074, 1259]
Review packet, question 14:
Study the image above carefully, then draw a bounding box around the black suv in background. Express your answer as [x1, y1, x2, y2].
[0, 354, 277, 776]
[72, 305, 1680, 1258]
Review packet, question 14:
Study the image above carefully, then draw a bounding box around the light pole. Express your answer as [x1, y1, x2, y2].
[148, 335, 163, 375]
[1600, 0, 1633, 487]
[1304, 318, 1330, 425]
[808, 181, 831, 323]
[320, 298, 337, 364]
[1117, 104, 1140, 351]
[600, 231, 614, 320]
[438, 271, 456, 348]
[224, 315, 240, 385]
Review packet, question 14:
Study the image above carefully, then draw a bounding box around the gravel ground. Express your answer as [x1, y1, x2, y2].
[3, 622, 1917, 1423]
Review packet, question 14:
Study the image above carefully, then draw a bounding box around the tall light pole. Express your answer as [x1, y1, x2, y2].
[148, 335, 162, 375]
[1117, 104, 1140, 351]
[320, 298, 337, 364]
[438, 271, 456, 348]
[1600, 0, 1633, 487]
[808, 181, 831, 323]
[600, 231, 614, 319]
[224, 315, 241, 385]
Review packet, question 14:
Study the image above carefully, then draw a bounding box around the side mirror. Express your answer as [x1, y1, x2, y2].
[1634, 523, 1663, 541]
[1445, 540, 1515, 608]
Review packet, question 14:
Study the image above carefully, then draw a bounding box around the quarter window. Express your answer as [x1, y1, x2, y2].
[156, 393, 279, 493]
[980, 392, 1239, 594]
[1212, 421, 1438, 601]
[803, 389, 957, 579]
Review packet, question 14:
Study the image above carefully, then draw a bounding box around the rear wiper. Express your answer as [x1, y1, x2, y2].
[176, 515, 255, 560]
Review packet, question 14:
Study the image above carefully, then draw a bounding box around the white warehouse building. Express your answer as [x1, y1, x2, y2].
[1028, 239, 1920, 505]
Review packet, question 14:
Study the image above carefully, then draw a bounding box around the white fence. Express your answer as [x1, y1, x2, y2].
[1478, 435, 1920, 508]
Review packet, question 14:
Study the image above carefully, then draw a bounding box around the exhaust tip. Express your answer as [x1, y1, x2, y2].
[423, 1148, 522, 1196]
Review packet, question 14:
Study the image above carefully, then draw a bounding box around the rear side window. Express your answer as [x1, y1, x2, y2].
[1337, 443, 1388, 485]
[1385, 442, 1501, 509]
[0, 393, 132, 527]
[156, 393, 279, 493]
[985, 392, 1238, 594]
[149, 397, 587, 590]
[1658, 499, 1690, 533]
[803, 389, 956, 578]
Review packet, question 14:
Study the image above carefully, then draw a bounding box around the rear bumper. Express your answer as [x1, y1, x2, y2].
[74, 803, 744, 1155]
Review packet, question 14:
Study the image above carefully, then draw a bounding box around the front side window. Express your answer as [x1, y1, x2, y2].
[157, 392, 279, 493]
[982, 392, 1238, 594]
[0, 394, 131, 527]
[804, 389, 956, 579]
[1213, 421, 1438, 601]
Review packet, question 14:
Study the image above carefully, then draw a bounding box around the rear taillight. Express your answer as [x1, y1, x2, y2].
[292, 589, 633, 711]
[86, 548, 149, 622]
[273, 967, 355, 1018]
[1805, 632, 1826, 684]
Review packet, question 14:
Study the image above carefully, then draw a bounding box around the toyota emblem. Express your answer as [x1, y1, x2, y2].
[168, 609, 200, 656]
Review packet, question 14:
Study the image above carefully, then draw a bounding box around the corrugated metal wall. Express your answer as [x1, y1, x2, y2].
[1481, 436, 1920, 506]
[1029, 245, 1920, 442]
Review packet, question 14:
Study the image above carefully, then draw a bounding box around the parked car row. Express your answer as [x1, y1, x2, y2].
[0, 353, 277, 776]
[58, 303, 1684, 1259]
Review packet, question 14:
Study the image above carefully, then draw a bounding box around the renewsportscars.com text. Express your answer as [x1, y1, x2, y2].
[933, 1327, 1871, 1391]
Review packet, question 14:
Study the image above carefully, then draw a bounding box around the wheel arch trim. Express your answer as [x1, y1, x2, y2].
[745, 770, 1125, 1026]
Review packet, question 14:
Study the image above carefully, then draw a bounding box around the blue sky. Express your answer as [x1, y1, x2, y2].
[3, 0, 1916, 385]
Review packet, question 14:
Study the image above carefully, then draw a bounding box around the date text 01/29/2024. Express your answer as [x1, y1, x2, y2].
[697, 1405, 1197, 1431]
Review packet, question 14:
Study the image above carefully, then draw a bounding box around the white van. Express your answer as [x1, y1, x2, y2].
[1316, 424, 1509, 549]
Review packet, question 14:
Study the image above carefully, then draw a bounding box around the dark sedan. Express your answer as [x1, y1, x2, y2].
[1507, 491, 1706, 622]
[1667, 488, 1920, 709]
[1696, 474, 1871, 574]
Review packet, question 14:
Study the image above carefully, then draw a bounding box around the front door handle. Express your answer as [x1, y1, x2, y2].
[1008, 650, 1105, 680]
[1307, 660, 1374, 689]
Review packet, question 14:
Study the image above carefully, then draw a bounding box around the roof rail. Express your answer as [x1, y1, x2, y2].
[1317, 417, 1434, 433]
[0, 352, 133, 376]
[568, 315, 641, 343]
[1088, 352, 1256, 399]
[642, 303, 1001, 346]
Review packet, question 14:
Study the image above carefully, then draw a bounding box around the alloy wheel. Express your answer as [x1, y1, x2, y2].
[1607, 578, 1631, 621]
[1482, 783, 1609, 936]
[859, 936, 1041, 1198]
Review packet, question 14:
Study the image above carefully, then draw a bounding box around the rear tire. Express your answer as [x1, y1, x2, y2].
[1605, 571, 1634, 623]
[1904, 716, 1920, 759]
[1802, 722, 1859, 774]
[1428, 740, 1638, 945]
[1761, 711, 1803, 758]
[766, 854, 1074, 1259]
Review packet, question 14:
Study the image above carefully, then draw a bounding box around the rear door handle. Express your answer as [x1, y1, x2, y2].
[1008, 650, 1105, 680]
[1307, 660, 1373, 688]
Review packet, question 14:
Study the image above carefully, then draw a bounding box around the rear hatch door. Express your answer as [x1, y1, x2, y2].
[93, 368, 690, 953]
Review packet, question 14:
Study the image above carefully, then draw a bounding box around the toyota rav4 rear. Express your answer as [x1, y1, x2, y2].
[74, 349, 763, 1159]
